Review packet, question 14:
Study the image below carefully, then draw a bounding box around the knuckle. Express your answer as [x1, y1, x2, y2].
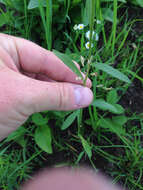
[57, 83, 69, 109]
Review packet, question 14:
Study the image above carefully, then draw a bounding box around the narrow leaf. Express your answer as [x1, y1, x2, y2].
[61, 110, 80, 130]
[94, 63, 131, 83]
[79, 135, 92, 158]
[92, 99, 117, 113]
[53, 50, 83, 80]
[92, 99, 124, 114]
[35, 125, 52, 154]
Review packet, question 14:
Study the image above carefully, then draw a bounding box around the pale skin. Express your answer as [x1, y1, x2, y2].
[0, 34, 122, 190]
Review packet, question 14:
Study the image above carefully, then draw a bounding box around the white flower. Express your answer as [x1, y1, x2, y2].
[96, 20, 101, 24]
[73, 24, 78, 30]
[85, 31, 99, 41]
[85, 42, 93, 49]
[95, 33, 99, 41]
[77, 24, 85, 30]
[85, 30, 95, 39]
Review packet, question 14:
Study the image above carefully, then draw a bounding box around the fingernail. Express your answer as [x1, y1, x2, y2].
[73, 85, 93, 107]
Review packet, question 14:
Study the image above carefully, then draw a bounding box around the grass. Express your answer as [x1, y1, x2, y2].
[0, 0, 143, 189]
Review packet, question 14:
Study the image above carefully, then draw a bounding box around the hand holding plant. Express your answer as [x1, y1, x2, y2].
[0, 33, 93, 141]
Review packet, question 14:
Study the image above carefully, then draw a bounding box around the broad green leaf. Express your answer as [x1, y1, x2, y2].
[112, 115, 128, 125]
[113, 104, 124, 114]
[0, 12, 10, 27]
[0, 0, 5, 4]
[94, 63, 131, 83]
[130, 0, 143, 7]
[53, 50, 83, 80]
[99, 118, 125, 135]
[136, 0, 143, 7]
[61, 110, 80, 130]
[32, 113, 48, 126]
[35, 125, 52, 154]
[79, 135, 92, 158]
[107, 89, 118, 104]
[28, 0, 46, 9]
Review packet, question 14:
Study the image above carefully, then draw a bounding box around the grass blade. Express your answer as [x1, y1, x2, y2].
[46, 0, 52, 50]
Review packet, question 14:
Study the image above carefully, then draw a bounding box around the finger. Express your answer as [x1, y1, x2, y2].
[5, 34, 91, 88]
[21, 77, 93, 112]
[21, 168, 122, 190]
[21, 61, 80, 83]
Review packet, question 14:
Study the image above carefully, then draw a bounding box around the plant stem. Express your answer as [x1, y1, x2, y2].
[84, 0, 95, 86]
[112, 0, 118, 57]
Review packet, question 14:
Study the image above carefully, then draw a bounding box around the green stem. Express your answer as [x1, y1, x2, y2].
[112, 0, 118, 57]
[84, 0, 95, 86]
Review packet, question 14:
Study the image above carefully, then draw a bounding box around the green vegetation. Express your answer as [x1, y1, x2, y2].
[0, 0, 143, 189]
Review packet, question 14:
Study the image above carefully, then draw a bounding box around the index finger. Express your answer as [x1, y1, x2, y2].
[13, 35, 92, 88]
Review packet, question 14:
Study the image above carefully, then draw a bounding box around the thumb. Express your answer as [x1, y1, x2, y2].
[23, 79, 93, 113]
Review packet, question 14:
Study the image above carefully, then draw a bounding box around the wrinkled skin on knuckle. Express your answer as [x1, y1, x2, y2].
[57, 83, 71, 110]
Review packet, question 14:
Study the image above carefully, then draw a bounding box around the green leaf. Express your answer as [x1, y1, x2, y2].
[113, 104, 124, 114]
[5, 126, 27, 147]
[0, 0, 5, 4]
[94, 63, 131, 83]
[92, 99, 124, 114]
[112, 115, 128, 125]
[129, 0, 143, 7]
[32, 113, 48, 126]
[79, 135, 92, 158]
[5, 126, 26, 142]
[53, 50, 83, 80]
[99, 118, 125, 135]
[61, 110, 80, 130]
[82, 0, 91, 25]
[34, 125, 52, 154]
[28, 0, 46, 9]
[107, 89, 118, 104]
[0, 10, 11, 27]
[102, 8, 114, 22]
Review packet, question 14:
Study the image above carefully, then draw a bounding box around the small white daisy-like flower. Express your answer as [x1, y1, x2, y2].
[96, 20, 101, 24]
[85, 42, 93, 49]
[85, 30, 95, 39]
[77, 24, 85, 30]
[73, 24, 78, 30]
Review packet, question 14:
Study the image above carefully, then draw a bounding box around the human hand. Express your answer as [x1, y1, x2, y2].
[0, 34, 93, 141]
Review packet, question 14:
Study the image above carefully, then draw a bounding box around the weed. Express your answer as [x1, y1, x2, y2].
[0, 0, 143, 189]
